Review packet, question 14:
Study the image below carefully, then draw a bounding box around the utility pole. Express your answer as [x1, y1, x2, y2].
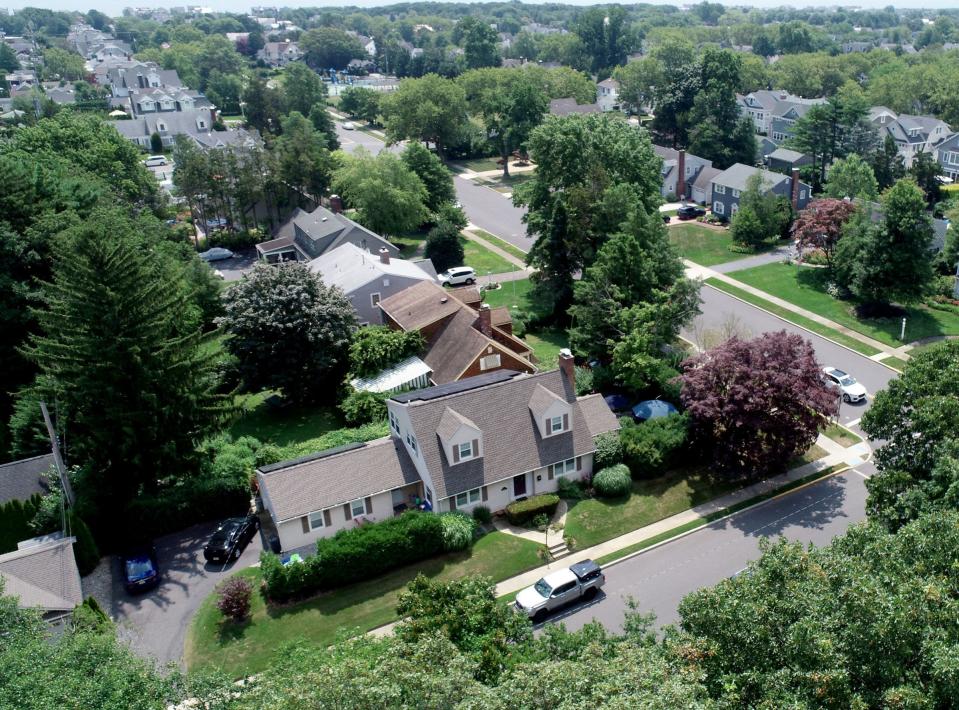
[40, 401, 75, 508]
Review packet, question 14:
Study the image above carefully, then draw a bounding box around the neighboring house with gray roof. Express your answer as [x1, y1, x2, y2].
[257, 40, 301, 66]
[737, 89, 827, 138]
[549, 97, 600, 117]
[870, 108, 951, 167]
[691, 165, 721, 205]
[652, 145, 713, 200]
[0, 454, 52, 506]
[111, 109, 217, 149]
[710, 163, 812, 220]
[257, 359, 620, 551]
[935, 133, 959, 181]
[308, 243, 437, 325]
[0, 534, 82, 622]
[256, 205, 400, 264]
[765, 147, 813, 174]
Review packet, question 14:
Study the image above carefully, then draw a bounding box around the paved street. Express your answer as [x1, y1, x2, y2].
[684, 285, 896, 430]
[98, 520, 265, 669]
[543, 465, 871, 633]
[454, 175, 531, 250]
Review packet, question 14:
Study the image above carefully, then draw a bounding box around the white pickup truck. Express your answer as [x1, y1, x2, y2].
[514, 559, 605, 622]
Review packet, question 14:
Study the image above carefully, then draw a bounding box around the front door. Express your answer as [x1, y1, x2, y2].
[512, 473, 527, 498]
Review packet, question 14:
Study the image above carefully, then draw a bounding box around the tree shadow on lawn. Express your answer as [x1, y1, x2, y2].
[794, 267, 947, 342]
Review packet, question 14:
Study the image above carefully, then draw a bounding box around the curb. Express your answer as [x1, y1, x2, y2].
[702, 281, 902, 373]
[598, 463, 852, 572]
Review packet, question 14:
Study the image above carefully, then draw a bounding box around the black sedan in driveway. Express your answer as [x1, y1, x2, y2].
[121, 546, 160, 594]
[676, 205, 707, 220]
[203, 514, 259, 564]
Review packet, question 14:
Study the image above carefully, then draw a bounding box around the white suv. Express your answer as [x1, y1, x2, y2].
[823, 366, 867, 403]
[437, 267, 476, 287]
[143, 155, 167, 167]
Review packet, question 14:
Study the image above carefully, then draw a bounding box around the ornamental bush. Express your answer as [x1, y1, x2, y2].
[592, 464, 632, 498]
[216, 576, 253, 623]
[471, 505, 492, 525]
[505, 494, 559, 526]
[620, 413, 690, 479]
[593, 431, 623, 469]
[439, 512, 477, 551]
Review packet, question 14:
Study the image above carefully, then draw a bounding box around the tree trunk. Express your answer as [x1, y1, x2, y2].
[502, 140, 510, 179]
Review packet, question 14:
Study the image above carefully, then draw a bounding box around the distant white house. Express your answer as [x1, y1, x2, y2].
[596, 78, 620, 112]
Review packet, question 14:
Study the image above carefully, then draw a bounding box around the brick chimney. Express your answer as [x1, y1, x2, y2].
[329, 194, 343, 213]
[790, 168, 800, 210]
[477, 303, 492, 337]
[677, 149, 686, 200]
[379, 248, 390, 265]
[558, 348, 575, 389]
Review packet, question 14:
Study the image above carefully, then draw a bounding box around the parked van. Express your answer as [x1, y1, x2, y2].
[143, 155, 167, 167]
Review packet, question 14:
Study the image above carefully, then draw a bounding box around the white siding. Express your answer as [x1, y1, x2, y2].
[274, 489, 395, 552]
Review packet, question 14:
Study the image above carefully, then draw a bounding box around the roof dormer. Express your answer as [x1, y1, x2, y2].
[528, 383, 571, 438]
[436, 407, 482, 465]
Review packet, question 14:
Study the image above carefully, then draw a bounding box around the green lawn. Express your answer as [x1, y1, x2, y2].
[185, 531, 541, 679]
[482, 277, 534, 311]
[470, 229, 528, 262]
[449, 157, 501, 173]
[462, 236, 519, 275]
[906, 340, 955, 358]
[563, 466, 743, 550]
[824, 423, 863, 448]
[880, 356, 909, 372]
[705, 278, 883, 357]
[668, 223, 779, 267]
[731, 263, 959, 346]
[229, 391, 344, 447]
[524, 327, 569, 369]
[392, 233, 427, 259]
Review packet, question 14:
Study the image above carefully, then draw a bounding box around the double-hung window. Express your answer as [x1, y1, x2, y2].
[458, 441, 474, 461]
[455, 488, 481, 507]
[550, 458, 577, 477]
[389, 411, 400, 435]
[549, 415, 565, 434]
[406, 432, 418, 455]
[715, 184, 726, 195]
[308, 510, 325, 530]
[350, 499, 365, 518]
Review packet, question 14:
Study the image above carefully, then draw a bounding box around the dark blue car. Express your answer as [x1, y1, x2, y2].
[121, 547, 160, 594]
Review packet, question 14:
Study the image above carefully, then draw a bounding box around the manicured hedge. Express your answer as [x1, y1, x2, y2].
[621, 413, 690, 478]
[505, 494, 560, 526]
[261, 511, 454, 603]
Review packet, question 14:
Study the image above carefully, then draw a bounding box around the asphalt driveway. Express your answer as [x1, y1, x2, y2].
[98, 519, 265, 669]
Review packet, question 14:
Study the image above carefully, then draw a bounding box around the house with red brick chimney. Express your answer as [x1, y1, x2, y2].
[709, 163, 812, 221]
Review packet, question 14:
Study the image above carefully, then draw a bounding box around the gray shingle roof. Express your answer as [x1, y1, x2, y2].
[258, 437, 420, 521]
[549, 98, 600, 116]
[402, 369, 618, 499]
[0, 536, 83, 614]
[0, 454, 52, 506]
[577, 393, 622, 438]
[713, 163, 789, 192]
[767, 147, 806, 163]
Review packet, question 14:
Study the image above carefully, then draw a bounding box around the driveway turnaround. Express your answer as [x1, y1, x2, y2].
[543, 465, 871, 633]
[106, 520, 265, 668]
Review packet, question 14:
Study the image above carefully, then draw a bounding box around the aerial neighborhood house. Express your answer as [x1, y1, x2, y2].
[596, 78, 621, 112]
[549, 97, 601, 117]
[869, 107, 951, 167]
[126, 87, 214, 115]
[257, 40, 301, 67]
[690, 165, 722, 205]
[652, 145, 713, 201]
[935, 133, 959, 181]
[307, 243, 437, 326]
[737, 90, 826, 142]
[378, 280, 536, 384]
[855, 198, 951, 252]
[97, 62, 183, 95]
[765, 147, 813, 175]
[0, 535, 83, 623]
[257, 359, 620, 552]
[111, 109, 252, 150]
[255, 203, 400, 263]
[0, 453, 53, 506]
[710, 163, 812, 219]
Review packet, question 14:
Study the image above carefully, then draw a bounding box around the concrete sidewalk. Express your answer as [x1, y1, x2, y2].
[463, 225, 529, 270]
[686, 260, 911, 361]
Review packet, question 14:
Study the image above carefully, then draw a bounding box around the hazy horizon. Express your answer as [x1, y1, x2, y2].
[4, 0, 959, 21]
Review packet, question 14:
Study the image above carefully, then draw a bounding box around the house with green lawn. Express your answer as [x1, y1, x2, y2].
[256, 353, 619, 552]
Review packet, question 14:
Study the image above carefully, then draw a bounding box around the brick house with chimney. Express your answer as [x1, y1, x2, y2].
[652, 145, 713, 201]
[710, 163, 811, 221]
[378, 281, 536, 384]
[256, 356, 620, 552]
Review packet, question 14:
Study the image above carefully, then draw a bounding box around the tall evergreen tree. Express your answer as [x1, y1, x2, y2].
[21, 209, 229, 530]
[401, 142, 455, 211]
[871, 134, 906, 190]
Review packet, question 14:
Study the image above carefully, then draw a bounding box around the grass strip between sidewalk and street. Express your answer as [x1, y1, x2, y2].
[824, 423, 863, 447]
[592, 464, 846, 567]
[705, 279, 883, 357]
[879, 356, 909, 372]
[469, 228, 528, 262]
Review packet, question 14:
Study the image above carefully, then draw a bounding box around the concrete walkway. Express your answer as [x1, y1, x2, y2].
[709, 243, 796, 274]
[686, 260, 912, 361]
[461, 225, 532, 286]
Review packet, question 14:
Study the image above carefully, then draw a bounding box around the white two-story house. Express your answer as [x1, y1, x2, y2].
[256, 354, 620, 552]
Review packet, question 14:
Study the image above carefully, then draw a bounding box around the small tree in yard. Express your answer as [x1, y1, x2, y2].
[349, 326, 424, 378]
[216, 576, 253, 623]
[680, 331, 837, 477]
[219, 263, 355, 404]
[729, 174, 787, 249]
[150, 132, 162, 154]
[792, 198, 858, 270]
[425, 220, 465, 273]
